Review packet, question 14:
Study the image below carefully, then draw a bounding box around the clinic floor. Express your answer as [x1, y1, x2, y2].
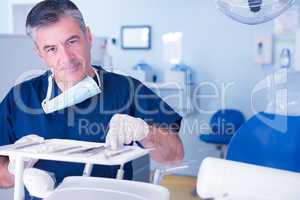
[160, 175, 201, 200]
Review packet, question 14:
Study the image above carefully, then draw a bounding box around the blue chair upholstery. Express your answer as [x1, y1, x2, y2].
[200, 134, 233, 145]
[199, 109, 246, 145]
[199, 109, 245, 158]
[227, 112, 300, 173]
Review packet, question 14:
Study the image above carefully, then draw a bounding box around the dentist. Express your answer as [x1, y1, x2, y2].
[0, 0, 184, 198]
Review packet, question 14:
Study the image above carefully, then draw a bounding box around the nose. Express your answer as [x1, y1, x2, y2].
[59, 45, 74, 63]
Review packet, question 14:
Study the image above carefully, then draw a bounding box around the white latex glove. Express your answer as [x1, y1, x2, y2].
[8, 135, 44, 175]
[23, 168, 56, 199]
[106, 114, 150, 150]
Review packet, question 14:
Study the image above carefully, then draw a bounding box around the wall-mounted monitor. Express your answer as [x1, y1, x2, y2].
[121, 25, 151, 50]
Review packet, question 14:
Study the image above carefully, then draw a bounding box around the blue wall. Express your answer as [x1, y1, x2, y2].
[0, 0, 10, 33]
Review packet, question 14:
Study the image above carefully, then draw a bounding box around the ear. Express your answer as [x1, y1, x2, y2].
[85, 26, 93, 48]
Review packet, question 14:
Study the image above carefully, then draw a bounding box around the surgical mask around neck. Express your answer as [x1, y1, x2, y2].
[41, 68, 101, 114]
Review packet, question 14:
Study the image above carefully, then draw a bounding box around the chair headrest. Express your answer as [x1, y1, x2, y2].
[210, 109, 245, 135]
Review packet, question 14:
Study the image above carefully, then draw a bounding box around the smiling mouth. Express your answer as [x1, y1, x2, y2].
[62, 63, 80, 72]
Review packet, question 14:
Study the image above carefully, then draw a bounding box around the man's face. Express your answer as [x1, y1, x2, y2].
[34, 15, 92, 84]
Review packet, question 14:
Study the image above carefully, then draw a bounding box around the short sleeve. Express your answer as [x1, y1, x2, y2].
[131, 79, 182, 132]
[0, 90, 17, 146]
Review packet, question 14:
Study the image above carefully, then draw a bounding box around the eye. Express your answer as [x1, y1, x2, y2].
[46, 47, 57, 55]
[68, 38, 79, 46]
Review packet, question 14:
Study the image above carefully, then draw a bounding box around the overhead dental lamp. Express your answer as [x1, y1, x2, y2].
[215, 0, 296, 25]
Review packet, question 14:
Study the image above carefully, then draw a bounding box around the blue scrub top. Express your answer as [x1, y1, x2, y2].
[0, 66, 182, 199]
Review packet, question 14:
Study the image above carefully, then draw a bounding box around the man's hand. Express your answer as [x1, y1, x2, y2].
[8, 135, 43, 175]
[106, 114, 150, 150]
[140, 125, 184, 163]
[106, 114, 184, 163]
[0, 156, 14, 188]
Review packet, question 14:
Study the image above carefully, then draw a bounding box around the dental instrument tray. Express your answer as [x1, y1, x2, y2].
[0, 139, 149, 200]
[0, 139, 149, 166]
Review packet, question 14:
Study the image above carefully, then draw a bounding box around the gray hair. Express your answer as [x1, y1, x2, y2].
[26, 0, 86, 38]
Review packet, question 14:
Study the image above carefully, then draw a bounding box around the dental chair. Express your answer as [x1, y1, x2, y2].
[199, 109, 245, 158]
[23, 164, 170, 200]
[45, 176, 169, 200]
[23, 167, 169, 200]
[226, 112, 300, 172]
[197, 157, 300, 200]
[227, 69, 300, 172]
[197, 69, 300, 199]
